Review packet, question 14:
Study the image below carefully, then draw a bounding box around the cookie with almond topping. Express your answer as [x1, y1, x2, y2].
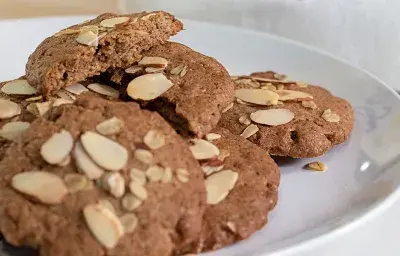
[219, 71, 354, 158]
[0, 96, 205, 256]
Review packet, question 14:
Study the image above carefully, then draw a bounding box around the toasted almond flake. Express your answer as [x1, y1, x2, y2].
[306, 161, 328, 172]
[143, 130, 165, 149]
[322, 112, 340, 123]
[105, 172, 126, 198]
[176, 168, 189, 176]
[25, 95, 43, 102]
[125, 65, 143, 74]
[1, 80, 37, 95]
[177, 174, 189, 183]
[99, 199, 116, 215]
[27, 101, 52, 116]
[189, 139, 220, 160]
[129, 168, 147, 186]
[76, 31, 98, 47]
[250, 76, 293, 83]
[129, 181, 148, 200]
[64, 173, 90, 193]
[277, 90, 313, 101]
[141, 13, 157, 21]
[121, 193, 143, 211]
[145, 67, 165, 73]
[302, 100, 317, 109]
[205, 133, 221, 142]
[56, 89, 75, 100]
[41, 130, 73, 165]
[96, 117, 125, 136]
[81, 131, 128, 171]
[226, 222, 236, 233]
[274, 73, 286, 80]
[238, 115, 251, 125]
[65, 83, 89, 95]
[80, 25, 99, 34]
[236, 98, 254, 106]
[83, 203, 124, 249]
[170, 64, 185, 75]
[218, 150, 231, 161]
[134, 149, 154, 165]
[235, 89, 279, 106]
[234, 78, 252, 85]
[202, 165, 224, 176]
[127, 73, 173, 101]
[261, 83, 277, 91]
[323, 109, 332, 115]
[146, 165, 164, 182]
[100, 16, 130, 28]
[296, 82, 309, 88]
[12, 171, 68, 204]
[54, 28, 80, 37]
[139, 56, 168, 68]
[88, 83, 119, 98]
[222, 102, 234, 113]
[73, 142, 105, 180]
[248, 81, 260, 88]
[53, 98, 74, 107]
[205, 170, 239, 205]
[161, 167, 173, 183]
[240, 124, 259, 139]
[0, 121, 30, 141]
[250, 109, 295, 126]
[0, 99, 21, 119]
[58, 155, 71, 167]
[120, 213, 139, 233]
[180, 65, 188, 77]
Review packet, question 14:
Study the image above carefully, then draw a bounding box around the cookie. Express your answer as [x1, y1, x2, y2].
[179, 127, 279, 253]
[26, 11, 183, 96]
[104, 42, 235, 138]
[219, 72, 354, 158]
[0, 96, 205, 256]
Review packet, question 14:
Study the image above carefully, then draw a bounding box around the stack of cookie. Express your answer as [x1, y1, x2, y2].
[0, 11, 353, 256]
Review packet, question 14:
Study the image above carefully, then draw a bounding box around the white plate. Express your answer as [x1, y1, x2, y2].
[1, 17, 400, 256]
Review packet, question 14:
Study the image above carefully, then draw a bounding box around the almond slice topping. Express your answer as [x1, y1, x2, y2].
[64, 174, 91, 193]
[73, 142, 105, 180]
[134, 149, 154, 165]
[127, 73, 173, 101]
[122, 193, 143, 211]
[120, 213, 139, 233]
[125, 66, 143, 74]
[189, 139, 220, 160]
[83, 203, 124, 249]
[138, 56, 168, 68]
[100, 16, 130, 28]
[80, 131, 128, 171]
[0, 99, 21, 119]
[26, 101, 52, 116]
[250, 109, 295, 126]
[88, 83, 119, 98]
[302, 100, 317, 109]
[240, 124, 259, 139]
[53, 98, 74, 107]
[76, 31, 98, 47]
[146, 165, 164, 182]
[41, 130, 73, 165]
[104, 172, 126, 198]
[277, 90, 313, 101]
[143, 130, 165, 149]
[205, 170, 239, 205]
[0, 121, 30, 141]
[12, 171, 68, 205]
[129, 168, 147, 186]
[1, 80, 37, 95]
[65, 83, 89, 95]
[205, 133, 221, 142]
[96, 117, 125, 136]
[235, 89, 279, 106]
[129, 181, 148, 200]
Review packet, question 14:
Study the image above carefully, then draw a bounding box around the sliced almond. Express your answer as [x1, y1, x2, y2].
[65, 83, 89, 95]
[306, 161, 328, 172]
[134, 149, 154, 165]
[121, 193, 143, 211]
[0, 99, 21, 119]
[125, 65, 143, 75]
[129, 181, 148, 200]
[145, 67, 165, 73]
[41, 130, 73, 165]
[222, 102, 234, 113]
[56, 89, 75, 101]
[139, 56, 168, 68]
[53, 98, 74, 107]
[100, 16, 130, 28]
[302, 100, 317, 109]
[105, 172, 126, 198]
[129, 168, 147, 186]
[202, 165, 224, 176]
[234, 78, 252, 85]
[236, 98, 255, 106]
[73, 142, 105, 180]
[98, 199, 116, 215]
[277, 90, 313, 101]
[80, 25, 99, 34]
[161, 167, 173, 183]
[226, 222, 236, 233]
[218, 150, 231, 162]
[81, 131, 128, 171]
[296, 82, 309, 88]
[240, 124, 259, 139]
[96, 117, 125, 136]
[189, 139, 220, 160]
[250, 109, 295, 126]
[25, 95, 43, 102]
[322, 109, 340, 123]
[54, 28, 80, 37]
[235, 89, 279, 106]
[205, 170, 239, 205]
[64, 173, 90, 193]
[261, 83, 277, 91]
[0, 121, 30, 141]
[180, 65, 188, 77]
[146, 165, 164, 182]
[12, 171, 68, 204]
[88, 83, 119, 98]
[176, 168, 190, 183]
[143, 130, 165, 149]
[238, 115, 251, 125]
[127, 73, 173, 101]
[83, 203, 124, 249]
[76, 31, 98, 47]
[205, 133, 221, 142]
[120, 213, 139, 234]
[170, 64, 185, 75]
[1, 80, 37, 95]
[27, 101, 52, 116]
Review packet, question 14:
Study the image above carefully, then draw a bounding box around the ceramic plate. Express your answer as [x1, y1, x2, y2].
[1, 17, 400, 256]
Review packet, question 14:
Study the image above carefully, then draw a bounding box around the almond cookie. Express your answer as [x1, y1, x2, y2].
[26, 12, 183, 96]
[0, 96, 205, 256]
[219, 71, 354, 158]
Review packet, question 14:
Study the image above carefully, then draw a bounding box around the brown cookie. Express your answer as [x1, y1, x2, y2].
[26, 12, 183, 96]
[0, 96, 205, 256]
[179, 127, 279, 253]
[219, 72, 354, 158]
